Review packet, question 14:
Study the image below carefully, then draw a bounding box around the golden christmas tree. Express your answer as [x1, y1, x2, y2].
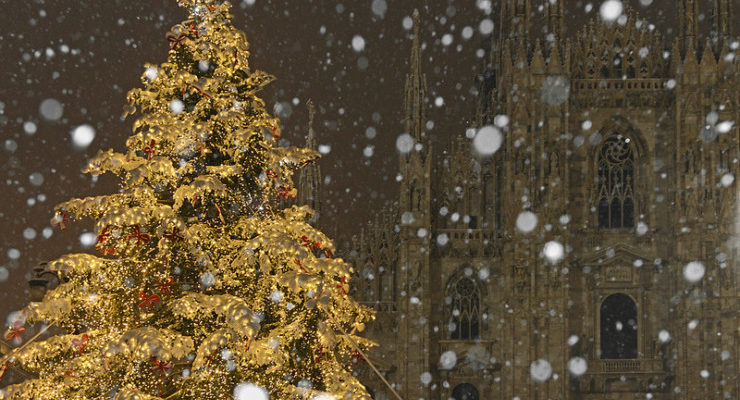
[0, 1, 374, 399]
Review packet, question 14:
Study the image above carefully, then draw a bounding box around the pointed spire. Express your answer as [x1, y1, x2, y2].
[548, 40, 563, 74]
[297, 100, 321, 223]
[546, 0, 564, 39]
[701, 38, 717, 67]
[306, 99, 317, 150]
[410, 9, 422, 84]
[404, 9, 427, 142]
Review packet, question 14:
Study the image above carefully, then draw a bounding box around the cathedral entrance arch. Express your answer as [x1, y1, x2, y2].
[451, 383, 479, 400]
[600, 293, 638, 359]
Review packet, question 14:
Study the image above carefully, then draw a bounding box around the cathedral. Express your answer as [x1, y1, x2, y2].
[345, 1, 740, 400]
[3, 1, 739, 400]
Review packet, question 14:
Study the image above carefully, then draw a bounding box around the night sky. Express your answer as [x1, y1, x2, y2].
[0, 0, 707, 321]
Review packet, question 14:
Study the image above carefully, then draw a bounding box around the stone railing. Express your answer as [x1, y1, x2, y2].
[437, 229, 496, 242]
[603, 359, 641, 372]
[588, 358, 664, 374]
[573, 78, 666, 91]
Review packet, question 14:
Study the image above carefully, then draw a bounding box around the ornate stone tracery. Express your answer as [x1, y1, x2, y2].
[597, 134, 636, 229]
[448, 276, 481, 340]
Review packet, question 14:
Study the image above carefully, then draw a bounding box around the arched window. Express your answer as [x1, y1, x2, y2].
[600, 293, 638, 359]
[448, 277, 480, 340]
[597, 134, 635, 228]
[451, 383, 479, 400]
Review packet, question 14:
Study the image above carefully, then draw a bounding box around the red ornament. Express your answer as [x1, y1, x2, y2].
[4, 321, 25, 342]
[128, 225, 151, 245]
[324, 249, 333, 258]
[157, 277, 174, 295]
[277, 185, 296, 200]
[138, 291, 161, 309]
[271, 124, 281, 139]
[95, 225, 112, 245]
[336, 276, 349, 295]
[101, 246, 116, 256]
[189, 24, 199, 36]
[150, 357, 173, 375]
[300, 235, 320, 250]
[294, 258, 308, 273]
[72, 334, 89, 355]
[53, 211, 71, 231]
[143, 140, 156, 160]
[163, 227, 184, 242]
[167, 33, 188, 50]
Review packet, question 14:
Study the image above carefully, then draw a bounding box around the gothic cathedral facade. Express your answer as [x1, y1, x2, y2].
[348, 2, 739, 400]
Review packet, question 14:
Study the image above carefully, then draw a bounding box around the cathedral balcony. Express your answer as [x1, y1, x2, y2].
[578, 358, 671, 394]
[573, 78, 667, 92]
[589, 358, 663, 373]
[438, 228, 496, 242]
[571, 78, 671, 108]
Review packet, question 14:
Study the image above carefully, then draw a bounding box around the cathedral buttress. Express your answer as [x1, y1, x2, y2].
[678, 0, 700, 51]
[499, 0, 531, 45]
[713, 0, 735, 40]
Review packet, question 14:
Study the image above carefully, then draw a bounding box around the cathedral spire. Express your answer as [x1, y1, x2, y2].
[545, 0, 564, 40]
[297, 100, 321, 223]
[678, 0, 699, 49]
[713, 0, 734, 39]
[404, 9, 427, 142]
[306, 99, 317, 150]
[500, 0, 531, 44]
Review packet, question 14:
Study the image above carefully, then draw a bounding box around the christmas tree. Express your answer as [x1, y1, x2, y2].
[0, 1, 374, 399]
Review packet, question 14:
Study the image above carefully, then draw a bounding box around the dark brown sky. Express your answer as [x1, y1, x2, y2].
[0, 0, 726, 320]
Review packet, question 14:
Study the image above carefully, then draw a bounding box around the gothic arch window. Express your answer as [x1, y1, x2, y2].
[448, 276, 481, 340]
[600, 293, 638, 359]
[451, 383, 479, 400]
[597, 134, 635, 229]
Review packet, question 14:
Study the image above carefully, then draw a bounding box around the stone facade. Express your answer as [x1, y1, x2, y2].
[347, 2, 739, 400]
